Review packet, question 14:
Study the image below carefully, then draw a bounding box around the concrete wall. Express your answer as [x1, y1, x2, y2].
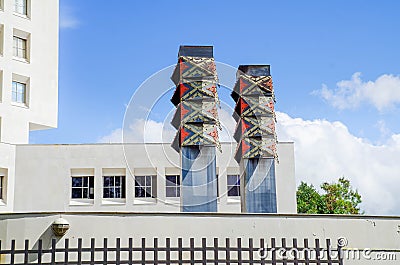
[11, 142, 296, 213]
[0, 0, 59, 144]
[0, 212, 399, 264]
[0, 142, 15, 212]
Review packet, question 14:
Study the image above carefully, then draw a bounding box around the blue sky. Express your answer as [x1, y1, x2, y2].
[30, 1, 400, 214]
[31, 0, 400, 144]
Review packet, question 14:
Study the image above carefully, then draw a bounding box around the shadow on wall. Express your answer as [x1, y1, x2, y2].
[28, 224, 62, 262]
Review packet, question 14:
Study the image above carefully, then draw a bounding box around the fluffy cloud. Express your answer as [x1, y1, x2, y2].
[276, 112, 400, 215]
[99, 111, 400, 215]
[314, 72, 400, 111]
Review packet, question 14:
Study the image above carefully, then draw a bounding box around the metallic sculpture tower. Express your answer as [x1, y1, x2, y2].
[171, 46, 221, 212]
[232, 65, 278, 213]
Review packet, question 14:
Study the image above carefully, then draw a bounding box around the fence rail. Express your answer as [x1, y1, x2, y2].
[0, 237, 343, 264]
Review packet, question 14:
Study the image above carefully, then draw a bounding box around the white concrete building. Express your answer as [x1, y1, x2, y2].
[0, 0, 59, 214]
[2, 142, 297, 214]
[0, 0, 59, 144]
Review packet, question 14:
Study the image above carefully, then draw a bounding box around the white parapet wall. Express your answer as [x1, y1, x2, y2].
[0, 212, 399, 264]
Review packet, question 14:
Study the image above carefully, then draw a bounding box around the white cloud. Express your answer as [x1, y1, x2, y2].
[276, 111, 400, 215]
[99, 111, 400, 215]
[314, 72, 400, 111]
[60, 5, 80, 29]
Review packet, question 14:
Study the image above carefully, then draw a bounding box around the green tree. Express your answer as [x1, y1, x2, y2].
[296, 177, 362, 214]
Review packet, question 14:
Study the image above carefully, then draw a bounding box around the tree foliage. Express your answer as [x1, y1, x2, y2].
[296, 177, 362, 214]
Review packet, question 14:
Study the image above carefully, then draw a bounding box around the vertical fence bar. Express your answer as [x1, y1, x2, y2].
[64, 238, 69, 265]
[90, 238, 95, 265]
[201, 238, 207, 265]
[153, 238, 158, 265]
[103, 238, 108, 265]
[116, 238, 121, 265]
[166, 238, 171, 265]
[38, 239, 43, 264]
[190, 238, 195, 265]
[178, 238, 183, 265]
[23, 239, 29, 264]
[292, 238, 298, 265]
[237, 238, 242, 265]
[225, 238, 230, 265]
[271, 238, 276, 265]
[259, 239, 265, 265]
[10, 240, 15, 265]
[249, 238, 254, 265]
[213, 238, 218, 265]
[326, 239, 332, 265]
[304, 239, 310, 265]
[141, 238, 146, 265]
[315, 239, 321, 265]
[129, 238, 133, 265]
[77, 238, 82, 265]
[51, 238, 56, 265]
[281, 238, 287, 265]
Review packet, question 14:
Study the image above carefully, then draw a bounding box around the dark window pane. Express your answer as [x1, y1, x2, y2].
[83, 177, 88, 187]
[83, 188, 88, 199]
[146, 176, 152, 185]
[135, 187, 144, 197]
[89, 177, 94, 188]
[135, 176, 145, 186]
[227, 175, 239, 185]
[115, 188, 121, 198]
[145, 187, 152, 197]
[115, 177, 121, 186]
[103, 188, 110, 198]
[228, 187, 240, 197]
[177, 187, 180, 197]
[72, 177, 82, 187]
[104, 177, 112, 187]
[166, 175, 177, 184]
[72, 188, 82, 199]
[166, 187, 175, 197]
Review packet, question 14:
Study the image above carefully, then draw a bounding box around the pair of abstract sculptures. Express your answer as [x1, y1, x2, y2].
[170, 46, 277, 213]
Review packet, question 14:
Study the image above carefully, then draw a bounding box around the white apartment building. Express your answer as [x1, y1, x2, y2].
[0, 0, 59, 213]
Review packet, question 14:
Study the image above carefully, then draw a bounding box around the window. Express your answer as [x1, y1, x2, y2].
[103, 176, 125, 199]
[13, 36, 27, 59]
[135, 176, 155, 198]
[166, 175, 180, 197]
[227, 175, 240, 197]
[12, 81, 26, 104]
[71, 176, 94, 199]
[14, 0, 27, 15]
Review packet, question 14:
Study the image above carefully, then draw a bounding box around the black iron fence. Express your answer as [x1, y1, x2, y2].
[0, 237, 343, 264]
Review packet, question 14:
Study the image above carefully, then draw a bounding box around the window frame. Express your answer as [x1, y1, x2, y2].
[11, 81, 26, 104]
[165, 175, 180, 198]
[135, 175, 156, 198]
[103, 175, 126, 199]
[13, 36, 27, 59]
[14, 0, 29, 17]
[227, 174, 241, 197]
[71, 176, 94, 200]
